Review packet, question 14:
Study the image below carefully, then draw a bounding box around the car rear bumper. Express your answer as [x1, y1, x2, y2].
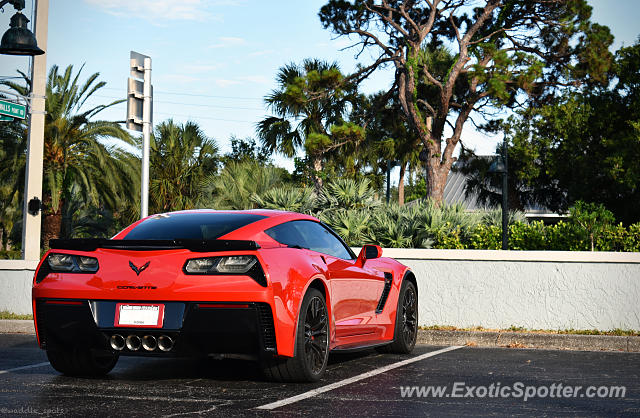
[34, 298, 277, 358]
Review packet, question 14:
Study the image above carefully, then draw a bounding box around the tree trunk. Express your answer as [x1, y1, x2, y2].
[426, 160, 451, 204]
[398, 162, 406, 206]
[42, 210, 62, 251]
[311, 155, 323, 192]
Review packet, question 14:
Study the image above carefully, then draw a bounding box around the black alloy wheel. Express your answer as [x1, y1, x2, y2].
[304, 295, 329, 375]
[400, 283, 418, 347]
[260, 288, 330, 382]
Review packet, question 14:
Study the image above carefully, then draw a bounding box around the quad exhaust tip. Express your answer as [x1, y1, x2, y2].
[111, 334, 173, 352]
[142, 335, 157, 351]
[126, 334, 142, 351]
[110, 334, 125, 351]
[157, 335, 174, 352]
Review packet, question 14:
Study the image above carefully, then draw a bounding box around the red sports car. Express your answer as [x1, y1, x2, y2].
[32, 210, 418, 382]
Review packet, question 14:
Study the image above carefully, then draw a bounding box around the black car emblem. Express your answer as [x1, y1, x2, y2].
[129, 261, 150, 276]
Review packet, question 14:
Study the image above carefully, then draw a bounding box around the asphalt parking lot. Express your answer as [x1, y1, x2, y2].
[0, 334, 638, 417]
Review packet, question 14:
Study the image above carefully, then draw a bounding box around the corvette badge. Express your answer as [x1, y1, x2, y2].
[129, 261, 150, 276]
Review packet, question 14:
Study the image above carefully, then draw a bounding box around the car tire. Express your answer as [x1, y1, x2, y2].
[47, 346, 119, 377]
[261, 288, 329, 382]
[378, 279, 418, 354]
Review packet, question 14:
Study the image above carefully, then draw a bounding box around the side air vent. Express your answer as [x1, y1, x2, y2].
[376, 273, 393, 314]
[256, 303, 277, 353]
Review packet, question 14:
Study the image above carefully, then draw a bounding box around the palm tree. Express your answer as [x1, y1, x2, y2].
[317, 209, 373, 247]
[146, 119, 219, 213]
[251, 186, 315, 213]
[0, 119, 26, 252]
[257, 59, 357, 190]
[316, 178, 380, 211]
[201, 161, 284, 210]
[3, 64, 139, 248]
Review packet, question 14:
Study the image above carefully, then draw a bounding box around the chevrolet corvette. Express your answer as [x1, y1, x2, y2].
[32, 210, 418, 382]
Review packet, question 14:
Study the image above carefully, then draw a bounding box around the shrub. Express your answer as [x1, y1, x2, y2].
[569, 201, 615, 251]
[546, 221, 588, 251]
[469, 224, 501, 250]
[623, 223, 640, 252]
[509, 221, 547, 250]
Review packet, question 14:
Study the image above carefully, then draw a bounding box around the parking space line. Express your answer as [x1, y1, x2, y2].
[0, 362, 50, 375]
[256, 345, 464, 410]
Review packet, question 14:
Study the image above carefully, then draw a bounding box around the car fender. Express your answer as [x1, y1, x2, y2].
[258, 248, 331, 357]
[289, 272, 332, 357]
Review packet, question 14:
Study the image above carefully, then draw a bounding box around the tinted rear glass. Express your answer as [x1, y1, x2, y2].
[123, 212, 266, 240]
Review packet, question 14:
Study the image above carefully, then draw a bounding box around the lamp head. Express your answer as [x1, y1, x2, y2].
[0, 11, 44, 56]
[488, 155, 506, 174]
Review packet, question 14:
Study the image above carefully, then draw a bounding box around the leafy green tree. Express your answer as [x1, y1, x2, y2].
[3, 65, 138, 248]
[462, 40, 640, 223]
[222, 136, 271, 165]
[146, 119, 219, 214]
[257, 59, 361, 190]
[569, 201, 615, 251]
[319, 0, 613, 202]
[363, 91, 422, 205]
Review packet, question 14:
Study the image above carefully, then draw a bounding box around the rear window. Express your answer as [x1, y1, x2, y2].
[123, 212, 266, 240]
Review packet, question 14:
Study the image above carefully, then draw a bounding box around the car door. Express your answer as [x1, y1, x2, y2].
[291, 221, 386, 338]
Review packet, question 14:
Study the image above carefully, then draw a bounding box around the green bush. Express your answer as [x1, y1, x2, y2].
[0, 249, 21, 260]
[545, 221, 586, 251]
[595, 222, 640, 252]
[509, 221, 547, 250]
[469, 224, 501, 250]
[624, 223, 640, 251]
[432, 223, 466, 249]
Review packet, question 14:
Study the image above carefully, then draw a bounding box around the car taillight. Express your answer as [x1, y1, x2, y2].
[77, 256, 99, 272]
[183, 255, 266, 286]
[36, 253, 100, 283]
[47, 254, 75, 271]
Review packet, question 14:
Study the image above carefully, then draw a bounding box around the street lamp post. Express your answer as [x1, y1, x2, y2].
[0, 0, 47, 260]
[489, 140, 509, 250]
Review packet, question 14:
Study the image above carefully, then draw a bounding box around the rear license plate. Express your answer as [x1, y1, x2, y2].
[115, 303, 164, 328]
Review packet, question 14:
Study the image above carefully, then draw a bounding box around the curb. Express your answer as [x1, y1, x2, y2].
[417, 330, 640, 352]
[1, 321, 638, 352]
[0, 320, 34, 334]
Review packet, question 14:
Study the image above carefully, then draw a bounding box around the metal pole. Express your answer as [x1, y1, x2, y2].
[140, 57, 151, 219]
[21, 0, 48, 260]
[501, 140, 509, 250]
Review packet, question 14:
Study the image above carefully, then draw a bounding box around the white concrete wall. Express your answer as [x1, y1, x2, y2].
[0, 260, 37, 315]
[2, 250, 640, 330]
[385, 249, 640, 331]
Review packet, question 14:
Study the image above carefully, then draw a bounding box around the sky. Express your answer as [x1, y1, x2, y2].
[1, 0, 639, 173]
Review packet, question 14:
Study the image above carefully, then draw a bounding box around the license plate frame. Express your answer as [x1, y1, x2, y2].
[114, 303, 165, 328]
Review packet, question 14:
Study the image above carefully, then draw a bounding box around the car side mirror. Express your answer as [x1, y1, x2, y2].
[357, 244, 382, 266]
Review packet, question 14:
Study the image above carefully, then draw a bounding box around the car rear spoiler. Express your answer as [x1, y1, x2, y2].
[49, 238, 261, 252]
